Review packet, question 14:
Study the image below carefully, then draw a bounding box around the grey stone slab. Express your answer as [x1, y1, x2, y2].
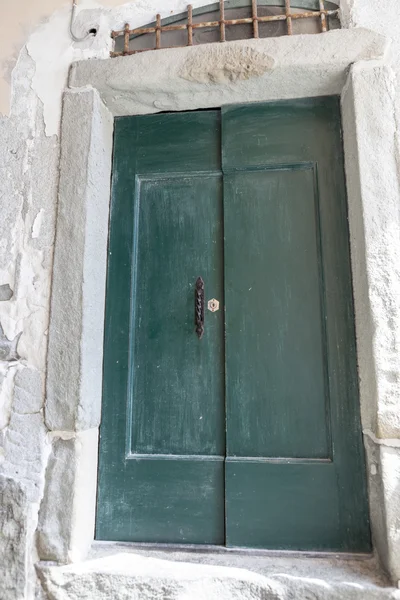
[37, 546, 400, 600]
[69, 29, 389, 117]
[45, 88, 113, 432]
[37, 429, 98, 563]
[0, 475, 31, 600]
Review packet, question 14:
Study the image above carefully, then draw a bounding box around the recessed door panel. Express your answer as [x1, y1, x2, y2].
[130, 175, 224, 456]
[225, 461, 340, 550]
[224, 166, 329, 459]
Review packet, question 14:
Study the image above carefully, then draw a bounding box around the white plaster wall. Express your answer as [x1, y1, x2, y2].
[0, 0, 399, 598]
[0, 0, 229, 486]
[0, 3, 238, 597]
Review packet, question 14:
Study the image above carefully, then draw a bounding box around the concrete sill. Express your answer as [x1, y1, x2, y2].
[37, 542, 400, 599]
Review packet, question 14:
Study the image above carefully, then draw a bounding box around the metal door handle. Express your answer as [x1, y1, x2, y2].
[195, 277, 205, 339]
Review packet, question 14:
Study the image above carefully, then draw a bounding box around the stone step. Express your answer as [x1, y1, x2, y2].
[36, 544, 400, 600]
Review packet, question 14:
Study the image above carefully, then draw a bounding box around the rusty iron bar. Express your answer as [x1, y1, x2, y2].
[288, 9, 334, 19]
[220, 0, 226, 42]
[156, 13, 161, 48]
[195, 277, 205, 340]
[252, 0, 259, 39]
[285, 0, 292, 35]
[319, 0, 327, 32]
[187, 4, 193, 45]
[112, 10, 338, 37]
[123, 22, 130, 53]
[111, 2, 339, 57]
[111, 45, 187, 57]
[112, 10, 339, 37]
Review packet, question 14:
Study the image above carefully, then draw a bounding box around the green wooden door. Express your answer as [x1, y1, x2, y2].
[97, 98, 371, 551]
[97, 111, 225, 544]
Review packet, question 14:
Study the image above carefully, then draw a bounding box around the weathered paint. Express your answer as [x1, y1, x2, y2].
[97, 110, 225, 544]
[98, 99, 370, 552]
[223, 98, 369, 550]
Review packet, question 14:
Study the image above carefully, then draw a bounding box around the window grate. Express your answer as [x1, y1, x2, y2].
[111, 0, 339, 58]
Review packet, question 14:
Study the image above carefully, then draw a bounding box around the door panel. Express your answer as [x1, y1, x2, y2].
[224, 167, 329, 458]
[97, 111, 225, 544]
[104, 459, 225, 544]
[225, 461, 340, 550]
[222, 98, 371, 551]
[130, 174, 224, 456]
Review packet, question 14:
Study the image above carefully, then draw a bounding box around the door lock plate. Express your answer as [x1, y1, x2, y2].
[208, 299, 220, 312]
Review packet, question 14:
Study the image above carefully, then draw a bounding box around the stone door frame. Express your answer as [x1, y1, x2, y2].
[40, 29, 400, 584]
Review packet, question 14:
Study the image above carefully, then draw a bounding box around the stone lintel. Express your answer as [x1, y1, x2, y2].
[69, 29, 389, 117]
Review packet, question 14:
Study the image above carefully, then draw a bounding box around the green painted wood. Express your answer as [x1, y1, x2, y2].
[224, 166, 329, 459]
[98, 99, 370, 552]
[96, 110, 225, 544]
[226, 460, 340, 549]
[130, 174, 224, 456]
[223, 97, 371, 551]
[100, 459, 225, 543]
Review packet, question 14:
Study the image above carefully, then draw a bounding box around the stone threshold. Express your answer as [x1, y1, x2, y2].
[37, 542, 400, 599]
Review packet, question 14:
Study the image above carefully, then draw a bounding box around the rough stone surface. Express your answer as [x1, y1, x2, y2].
[180, 45, 275, 83]
[0, 284, 13, 301]
[13, 367, 44, 416]
[379, 445, 400, 583]
[1, 412, 49, 503]
[363, 434, 391, 578]
[342, 60, 400, 585]
[37, 548, 400, 600]
[45, 88, 113, 432]
[341, 73, 378, 437]
[69, 29, 388, 116]
[0, 475, 36, 600]
[0, 60, 61, 600]
[37, 428, 99, 563]
[342, 62, 400, 441]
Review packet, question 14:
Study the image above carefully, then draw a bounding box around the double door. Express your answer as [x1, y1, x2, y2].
[97, 98, 370, 551]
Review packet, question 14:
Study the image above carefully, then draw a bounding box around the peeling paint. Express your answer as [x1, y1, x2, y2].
[32, 209, 45, 239]
[0, 364, 18, 430]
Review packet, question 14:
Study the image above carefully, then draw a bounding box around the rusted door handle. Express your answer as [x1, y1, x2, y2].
[195, 277, 205, 339]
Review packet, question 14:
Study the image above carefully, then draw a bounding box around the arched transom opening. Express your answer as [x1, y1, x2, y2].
[112, 0, 340, 57]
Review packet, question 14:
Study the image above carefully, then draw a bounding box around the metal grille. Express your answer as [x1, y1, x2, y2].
[111, 0, 339, 58]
